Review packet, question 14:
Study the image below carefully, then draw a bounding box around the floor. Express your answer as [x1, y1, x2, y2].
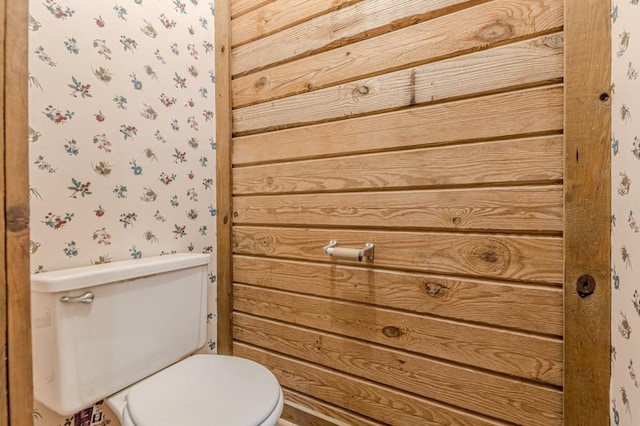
[276, 419, 297, 426]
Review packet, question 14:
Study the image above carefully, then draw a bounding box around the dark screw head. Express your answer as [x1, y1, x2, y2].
[577, 274, 596, 297]
[599, 93, 610, 102]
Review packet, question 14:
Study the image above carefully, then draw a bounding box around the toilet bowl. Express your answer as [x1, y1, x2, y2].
[107, 355, 284, 426]
[30, 254, 284, 425]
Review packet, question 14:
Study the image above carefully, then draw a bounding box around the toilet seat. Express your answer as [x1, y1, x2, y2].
[122, 355, 282, 426]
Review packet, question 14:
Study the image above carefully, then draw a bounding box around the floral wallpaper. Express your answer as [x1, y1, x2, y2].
[611, 1, 640, 424]
[28, 0, 216, 425]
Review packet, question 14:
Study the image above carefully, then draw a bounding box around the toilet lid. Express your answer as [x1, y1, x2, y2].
[126, 355, 281, 426]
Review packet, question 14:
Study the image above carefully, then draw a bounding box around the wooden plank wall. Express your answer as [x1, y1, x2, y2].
[226, 0, 566, 424]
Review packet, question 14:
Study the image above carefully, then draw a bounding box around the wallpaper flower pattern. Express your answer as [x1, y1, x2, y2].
[611, 1, 640, 424]
[28, 1, 216, 425]
[25, 1, 638, 425]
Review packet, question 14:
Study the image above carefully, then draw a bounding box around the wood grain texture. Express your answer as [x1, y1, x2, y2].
[231, 0, 479, 76]
[276, 418, 299, 426]
[5, 0, 33, 424]
[232, 186, 563, 232]
[235, 343, 508, 426]
[232, 0, 362, 47]
[231, 0, 275, 18]
[283, 389, 382, 426]
[215, 0, 233, 355]
[235, 314, 563, 425]
[226, 0, 573, 422]
[232, 0, 563, 107]
[564, 0, 611, 423]
[232, 86, 563, 165]
[233, 136, 563, 195]
[233, 34, 563, 133]
[233, 256, 563, 335]
[281, 398, 351, 426]
[233, 226, 563, 284]
[0, 0, 7, 423]
[234, 285, 563, 384]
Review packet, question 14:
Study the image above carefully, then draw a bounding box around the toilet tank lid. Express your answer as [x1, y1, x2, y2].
[31, 253, 210, 293]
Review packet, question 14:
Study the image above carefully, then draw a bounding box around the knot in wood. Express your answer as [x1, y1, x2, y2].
[471, 239, 511, 275]
[266, 176, 274, 185]
[7, 203, 29, 232]
[424, 282, 445, 298]
[258, 12, 271, 24]
[382, 325, 401, 338]
[541, 33, 564, 49]
[258, 236, 272, 248]
[254, 77, 268, 90]
[476, 21, 513, 43]
[480, 250, 499, 263]
[354, 85, 370, 96]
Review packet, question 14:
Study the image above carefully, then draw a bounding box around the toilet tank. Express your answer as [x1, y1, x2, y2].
[31, 253, 210, 415]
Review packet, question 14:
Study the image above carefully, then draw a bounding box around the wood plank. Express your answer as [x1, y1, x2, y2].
[0, 0, 7, 422]
[283, 389, 382, 426]
[233, 136, 563, 195]
[563, 0, 611, 423]
[281, 404, 336, 426]
[232, 0, 362, 47]
[232, 0, 564, 107]
[234, 285, 563, 384]
[233, 256, 563, 335]
[235, 314, 563, 424]
[235, 343, 509, 426]
[281, 398, 349, 426]
[233, 226, 563, 283]
[215, 0, 234, 355]
[231, 0, 275, 19]
[231, 0, 482, 76]
[232, 186, 563, 233]
[5, 0, 32, 424]
[233, 34, 563, 133]
[232, 85, 563, 165]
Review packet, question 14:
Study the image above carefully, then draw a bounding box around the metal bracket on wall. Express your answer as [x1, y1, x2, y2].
[323, 240, 375, 262]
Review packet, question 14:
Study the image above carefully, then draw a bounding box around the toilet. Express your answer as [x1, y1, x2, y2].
[31, 253, 284, 426]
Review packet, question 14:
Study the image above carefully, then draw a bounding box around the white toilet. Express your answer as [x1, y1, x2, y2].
[31, 253, 284, 426]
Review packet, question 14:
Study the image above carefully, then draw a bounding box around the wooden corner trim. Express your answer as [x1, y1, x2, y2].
[215, 0, 234, 355]
[563, 0, 612, 423]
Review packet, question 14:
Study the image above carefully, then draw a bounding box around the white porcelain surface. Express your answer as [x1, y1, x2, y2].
[120, 355, 282, 426]
[31, 253, 210, 293]
[31, 254, 209, 415]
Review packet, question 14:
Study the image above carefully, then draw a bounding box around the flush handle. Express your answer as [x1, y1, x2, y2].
[60, 291, 94, 304]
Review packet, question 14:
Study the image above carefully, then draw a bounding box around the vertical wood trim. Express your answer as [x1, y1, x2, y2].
[5, 0, 32, 424]
[0, 0, 8, 424]
[215, 0, 234, 355]
[564, 0, 611, 423]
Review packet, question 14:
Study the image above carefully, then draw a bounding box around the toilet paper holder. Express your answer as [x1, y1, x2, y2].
[322, 240, 375, 262]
